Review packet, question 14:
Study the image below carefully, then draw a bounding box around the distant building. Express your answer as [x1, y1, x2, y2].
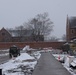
[66, 15, 76, 41]
[0, 28, 44, 42]
[0, 28, 12, 42]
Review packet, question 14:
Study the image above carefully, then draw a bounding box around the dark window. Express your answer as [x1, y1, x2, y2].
[71, 29, 74, 34]
[2, 33, 5, 36]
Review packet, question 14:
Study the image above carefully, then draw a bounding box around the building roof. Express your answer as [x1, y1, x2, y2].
[69, 17, 76, 28]
[0, 27, 12, 37]
[8, 29, 33, 37]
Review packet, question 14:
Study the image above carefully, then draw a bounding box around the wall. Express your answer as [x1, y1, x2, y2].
[0, 42, 65, 50]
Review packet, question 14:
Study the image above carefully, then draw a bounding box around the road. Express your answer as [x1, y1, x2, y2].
[0, 49, 25, 65]
[0, 50, 9, 65]
[32, 52, 71, 75]
[0, 56, 9, 64]
[0, 50, 72, 75]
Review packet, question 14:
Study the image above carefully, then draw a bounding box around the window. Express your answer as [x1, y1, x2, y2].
[71, 29, 74, 34]
[2, 32, 5, 36]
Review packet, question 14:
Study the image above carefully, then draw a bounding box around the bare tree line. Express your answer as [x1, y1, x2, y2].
[7, 12, 66, 42]
[7, 12, 54, 41]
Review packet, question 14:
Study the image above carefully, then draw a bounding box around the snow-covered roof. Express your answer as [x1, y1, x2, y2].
[8, 30, 33, 37]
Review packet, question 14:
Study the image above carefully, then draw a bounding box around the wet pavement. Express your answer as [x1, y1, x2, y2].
[32, 52, 71, 75]
[0, 50, 9, 65]
[0, 55, 9, 64]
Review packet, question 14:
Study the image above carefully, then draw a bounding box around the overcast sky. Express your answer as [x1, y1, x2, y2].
[0, 0, 76, 38]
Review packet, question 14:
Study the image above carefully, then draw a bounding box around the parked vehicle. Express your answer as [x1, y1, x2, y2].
[9, 45, 20, 58]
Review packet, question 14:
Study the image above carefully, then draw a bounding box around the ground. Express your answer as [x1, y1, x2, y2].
[0, 47, 76, 75]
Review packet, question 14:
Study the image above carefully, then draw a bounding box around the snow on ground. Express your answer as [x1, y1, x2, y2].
[0, 49, 9, 56]
[0, 53, 9, 56]
[61, 55, 76, 75]
[1, 46, 76, 75]
[0, 49, 9, 51]
[26, 48, 76, 75]
[15, 53, 35, 62]
[0, 46, 42, 75]
[22, 45, 30, 51]
[63, 61, 76, 75]
[53, 53, 76, 75]
[0, 52, 37, 75]
[0, 46, 53, 75]
[0, 49, 37, 75]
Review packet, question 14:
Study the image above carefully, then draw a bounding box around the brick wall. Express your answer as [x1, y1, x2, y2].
[0, 42, 65, 50]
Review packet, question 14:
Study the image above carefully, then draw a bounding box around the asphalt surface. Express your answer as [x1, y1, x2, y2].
[0, 55, 9, 64]
[32, 52, 72, 75]
[0, 50, 9, 65]
[0, 49, 25, 65]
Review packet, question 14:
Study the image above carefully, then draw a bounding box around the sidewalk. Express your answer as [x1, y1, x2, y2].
[32, 52, 71, 75]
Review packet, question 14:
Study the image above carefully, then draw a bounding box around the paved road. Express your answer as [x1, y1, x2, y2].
[0, 50, 25, 65]
[0, 55, 9, 64]
[0, 50, 9, 65]
[32, 52, 71, 75]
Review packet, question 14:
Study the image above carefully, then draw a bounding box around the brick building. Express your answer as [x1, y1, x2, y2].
[0, 28, 12, 42]
[66, 15, 76, 41]
[0, 28, 44, 42]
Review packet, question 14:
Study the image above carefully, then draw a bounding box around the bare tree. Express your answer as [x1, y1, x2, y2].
[62, 34, 66, 41]
[12, 12, 54, 41]
[23, 12, 54, 36]
[48, 36, 59, 42]
[15, 25, 25, 37]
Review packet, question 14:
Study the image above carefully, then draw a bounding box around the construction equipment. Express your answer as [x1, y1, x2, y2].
[9, 45, 20, 58]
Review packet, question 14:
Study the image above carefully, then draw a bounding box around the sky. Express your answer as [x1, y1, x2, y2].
[0, 0, 76, 38]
